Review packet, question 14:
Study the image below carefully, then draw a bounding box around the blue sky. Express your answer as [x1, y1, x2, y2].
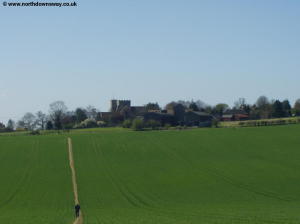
[0, 0, 300, 122]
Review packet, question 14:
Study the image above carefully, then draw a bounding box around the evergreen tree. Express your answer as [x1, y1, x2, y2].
[282, 100, 292, 117]
[189, 102, 199, 111]
[75, 108, 88, 123]
[6, 119, 15, 131]
[272, 100, 284, 118]
[46, 121, 53, 130]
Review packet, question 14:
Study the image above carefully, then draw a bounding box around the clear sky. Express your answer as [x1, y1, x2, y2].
[0, 0, 299, 123]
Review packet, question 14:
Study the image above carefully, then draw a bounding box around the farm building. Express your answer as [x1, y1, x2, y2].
[184, 111, 214, 127]
[143, 112, 176, 126]
[222, 110, 249, 121]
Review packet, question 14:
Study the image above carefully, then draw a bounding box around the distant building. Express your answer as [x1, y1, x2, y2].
[101, 100, 215, 127]
[130, 106, 147, 116]
[143, 112, 176, 126]
[166, 103, 185, 123]
[100, 100, 147, 123]
[184, 111, 214, 127]
[221, 109, 249, 121]
[110, 100, 131, 112]
[99, 112, 123, 124]
[222, 114, 234, 121]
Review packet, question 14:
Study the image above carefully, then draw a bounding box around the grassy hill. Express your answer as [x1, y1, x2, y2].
[0, 125, 300, 223]
[72, 125, 300, 224]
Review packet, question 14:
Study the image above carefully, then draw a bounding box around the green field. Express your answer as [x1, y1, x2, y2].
[0, 135, 74, 224]
[1, 125, 300, 223]
[72, 125, 300, 224]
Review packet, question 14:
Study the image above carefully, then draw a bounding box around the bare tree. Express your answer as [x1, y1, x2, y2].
[35, 111, 47, 130]
[0, 122, 5, 129]
[49, 101, 68, 129]
[16, 120, 26, 129]
[86, 105, 98, 120]
[195, 100, 206, 110]
[21, 112, 36, 130]
[234, 98, 246, 109]
[175, 100, 206, 110]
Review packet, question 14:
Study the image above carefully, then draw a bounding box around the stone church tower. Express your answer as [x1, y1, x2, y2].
[110, 100, 131, 112]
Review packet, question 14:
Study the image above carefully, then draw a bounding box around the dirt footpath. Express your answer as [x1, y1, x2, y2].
[68, 137, 83, 224]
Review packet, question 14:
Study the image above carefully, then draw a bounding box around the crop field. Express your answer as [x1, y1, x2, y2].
[72, 124, 300, 224]
[1, 125, 300, 223]
[0, 135, 74, 224]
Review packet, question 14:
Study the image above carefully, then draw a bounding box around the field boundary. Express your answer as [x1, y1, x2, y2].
[220, 117, 300, 128]
[68, 137, 83, 224]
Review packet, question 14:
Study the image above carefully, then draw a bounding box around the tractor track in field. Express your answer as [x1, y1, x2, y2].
[91, 138, 143, 208]
[68, 137, 83, 224]
[90, 137, 246, 223]
[90, 136, 284, 224]
[160, 138, 293, 202]
[0, 141, 38, 209]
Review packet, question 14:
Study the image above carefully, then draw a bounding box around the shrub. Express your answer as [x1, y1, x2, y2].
[146, 120, 161, 130]
[122, 119, 132, 128]
[164, 123, 171, 130]
[131, 118, 144, 131]
[176, 126, 183, 130]
[74, 119, 98, 129]
[97, 121, 107, 127]
[212, 119, 219, 128]
[29, 130, 40, 135]
[63, 123, 74, 130]
[16, 128, 27, 132]
[238, 122, 245, 127]
[73, 123, 83, 129]
[85, 119, 98, 128]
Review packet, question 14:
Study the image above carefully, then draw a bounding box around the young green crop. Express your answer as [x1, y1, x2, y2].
[72, 125, 300, 224]
[0, 135, 74, 224]
[1, 125, 300, 223]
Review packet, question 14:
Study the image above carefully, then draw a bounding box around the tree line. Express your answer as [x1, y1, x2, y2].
[164, 97, 300, 120]
[0, 101, 100, 132]
[1, 96, 300, 132]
